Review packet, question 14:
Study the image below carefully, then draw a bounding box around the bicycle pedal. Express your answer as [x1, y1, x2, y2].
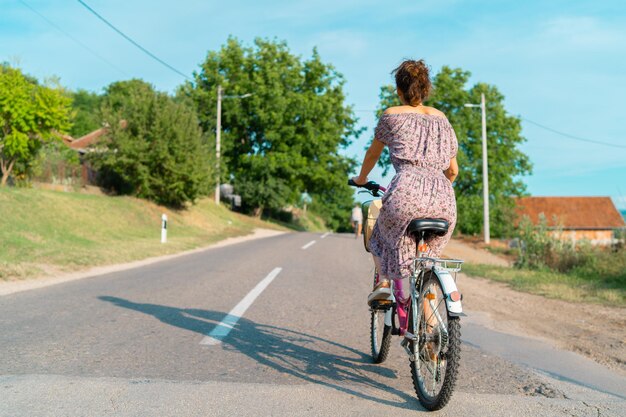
[370, 300, 393, 310]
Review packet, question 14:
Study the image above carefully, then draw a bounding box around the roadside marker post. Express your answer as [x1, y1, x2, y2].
[161, 214, 167, 243]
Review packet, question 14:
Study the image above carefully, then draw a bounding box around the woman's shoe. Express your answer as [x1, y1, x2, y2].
[367, 280, 392, 306]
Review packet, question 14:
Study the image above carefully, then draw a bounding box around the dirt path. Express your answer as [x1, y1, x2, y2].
[445, 239, 626, 375]
[445, 239, 510, 267]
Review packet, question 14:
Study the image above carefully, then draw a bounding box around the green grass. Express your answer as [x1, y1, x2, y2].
[0, 187, 286, 280]
[463, 262, 626, 307]
[264, 209, 327, 232]
[483, 245, 517, 258]
[294, 210, 327, 232]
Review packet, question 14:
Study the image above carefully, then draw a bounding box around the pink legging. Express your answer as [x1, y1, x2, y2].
[393, 278, 410, 331]
[375, 274, 411, 331]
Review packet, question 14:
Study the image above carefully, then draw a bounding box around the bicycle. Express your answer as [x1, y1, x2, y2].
[349, 179, 465, 411]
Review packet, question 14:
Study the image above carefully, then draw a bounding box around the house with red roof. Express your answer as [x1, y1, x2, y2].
[515, 196, 625, 246]
[61, 120, 127, 184]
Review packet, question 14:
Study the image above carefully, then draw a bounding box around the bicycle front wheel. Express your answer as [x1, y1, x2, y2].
[409, 271, 461, 411]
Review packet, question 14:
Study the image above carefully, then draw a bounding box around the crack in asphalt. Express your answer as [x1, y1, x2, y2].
[582, 400, 602, 417]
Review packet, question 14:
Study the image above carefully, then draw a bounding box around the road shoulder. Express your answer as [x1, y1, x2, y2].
[445, 238, 626, 376]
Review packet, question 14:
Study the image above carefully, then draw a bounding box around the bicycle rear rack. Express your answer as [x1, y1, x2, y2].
[413, 256, 464, 273]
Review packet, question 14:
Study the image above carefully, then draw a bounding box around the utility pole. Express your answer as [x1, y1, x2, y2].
[480, 93, 490, 244]
[214, 85, 252, 205]
[464, 92, 490, 244]
[215, 85, 223, 205]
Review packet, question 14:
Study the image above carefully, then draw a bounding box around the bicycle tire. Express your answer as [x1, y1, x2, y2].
[370, 308, 392, 363]
[370, 271, 392, 363]
[409, 271, 461, 411]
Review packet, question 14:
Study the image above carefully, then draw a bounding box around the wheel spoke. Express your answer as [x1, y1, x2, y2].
[424, 296, 444, 326]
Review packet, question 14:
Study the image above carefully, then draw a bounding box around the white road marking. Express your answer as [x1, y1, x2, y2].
[200, 267, 282, 346]
[301, 240, 316, 250]
[320, 232, 330, 239]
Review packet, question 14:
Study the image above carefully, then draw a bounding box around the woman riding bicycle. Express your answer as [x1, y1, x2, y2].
[352, 59, 459, 306]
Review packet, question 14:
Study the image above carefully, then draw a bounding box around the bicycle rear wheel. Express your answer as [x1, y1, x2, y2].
[370, 272, 392, 363]
[409, 271, 461, 411]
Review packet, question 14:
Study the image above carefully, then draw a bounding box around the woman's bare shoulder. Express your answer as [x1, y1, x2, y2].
[423, 106, 447, 118]
[382, 105, 447, 118]
[382, 106, 405, 115]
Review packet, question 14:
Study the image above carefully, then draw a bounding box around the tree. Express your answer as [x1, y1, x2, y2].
[183, 37, 360, 224]
[374, 66, 532, 236]
[0, 65, 72, 186]
[88, 79, 212, 207]
[69, 89, 103, 138]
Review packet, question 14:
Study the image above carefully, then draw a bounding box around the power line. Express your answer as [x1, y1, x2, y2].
[520, 116, 626, 150]
[76, 0, 191, 80]
[17, 0, 127, 76]
[356, 107, 625, 150]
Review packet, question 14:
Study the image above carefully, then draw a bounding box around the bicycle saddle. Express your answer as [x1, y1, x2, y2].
[407, 218, 449, 238]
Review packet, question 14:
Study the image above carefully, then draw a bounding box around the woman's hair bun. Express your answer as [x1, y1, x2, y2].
[393, 59, 431, 106]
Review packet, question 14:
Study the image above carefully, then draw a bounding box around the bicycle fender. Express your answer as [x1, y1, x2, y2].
[384, 290, 396, 327]
[432, 267, 463, 315]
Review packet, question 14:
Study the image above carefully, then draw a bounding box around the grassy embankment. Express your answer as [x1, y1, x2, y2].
[463, 250, 626, 307]
[269, 207, 327, 233]
[0, 187, 292, 281]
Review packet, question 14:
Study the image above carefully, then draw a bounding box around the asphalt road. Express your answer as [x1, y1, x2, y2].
[1, 232, 624, 416]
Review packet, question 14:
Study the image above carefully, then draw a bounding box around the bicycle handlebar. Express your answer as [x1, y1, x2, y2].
[348, 179, 387, 196]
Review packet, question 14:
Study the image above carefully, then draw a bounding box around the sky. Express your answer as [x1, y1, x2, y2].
[2, 0, 626, 209]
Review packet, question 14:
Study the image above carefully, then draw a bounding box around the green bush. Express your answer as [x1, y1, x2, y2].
[30, 141, 82, 186]
[512, 215, 626, 303]
[0, 65, 73, 186]
[70, 89, 103, 137]
[615, 228, 626, 250]
[88, 80, 213, 207]
[515, 214, 597, 272]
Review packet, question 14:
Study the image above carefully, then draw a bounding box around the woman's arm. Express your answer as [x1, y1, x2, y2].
[352, 138, 385, 185]
[444, 157, 458, 183]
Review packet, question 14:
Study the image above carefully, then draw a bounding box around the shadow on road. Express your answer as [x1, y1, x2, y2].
[99, 296, 424, 411]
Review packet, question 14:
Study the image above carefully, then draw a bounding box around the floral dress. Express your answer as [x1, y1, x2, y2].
[368, 113, 458, 280]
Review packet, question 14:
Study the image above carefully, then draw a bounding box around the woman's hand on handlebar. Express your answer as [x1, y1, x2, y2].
[351, 176, 368, 186]
[348, 178, 386, 196]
